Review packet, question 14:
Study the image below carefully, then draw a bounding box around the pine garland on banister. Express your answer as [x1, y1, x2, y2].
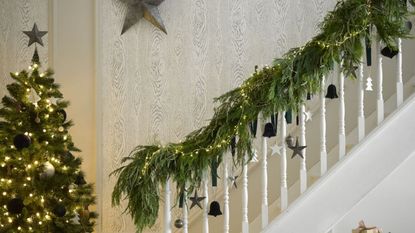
[112, 0, 414, 231]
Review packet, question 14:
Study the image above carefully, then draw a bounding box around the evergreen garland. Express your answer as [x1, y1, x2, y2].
[112, 0, 414, 231]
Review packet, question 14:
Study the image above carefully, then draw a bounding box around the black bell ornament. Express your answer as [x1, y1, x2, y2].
[262, 123, 276, 138]
[208, 201, 222, 217]
[381, 46, 399, 59]
[405, 21, 412, 32]
[325, 84, 338, 99]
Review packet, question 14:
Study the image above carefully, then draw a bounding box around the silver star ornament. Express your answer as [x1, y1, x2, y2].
[23, 23, 48, 47]
[189, 191, 206, 209]
[288, 138, 307, 159]
[303, 111, 312, 122]
[270, 144, 282, 156]
[121, 0, 167, 34]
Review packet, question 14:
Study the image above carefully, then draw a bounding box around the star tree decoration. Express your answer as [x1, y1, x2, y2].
[23, 23, 48, 46]
[189, 191, 205, 209]
[228, 176, 238, 189]
[288, 138, 307, 159]
[121, 0, 167, 35]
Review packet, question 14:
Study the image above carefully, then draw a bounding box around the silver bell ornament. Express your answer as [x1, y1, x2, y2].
[40, 161, 55, 179]
[174, 218, 184, 228]
[285, 135, 295, 148]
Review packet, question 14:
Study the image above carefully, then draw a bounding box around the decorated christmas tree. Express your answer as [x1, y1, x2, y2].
[0, 24, 96, 232]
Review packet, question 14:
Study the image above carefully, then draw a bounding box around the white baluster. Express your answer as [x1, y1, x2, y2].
[242, 153, 249, 233]
[299, 105, 307, 193]
[261, 114, 268, 228]
[203, 173, 209, 233]
[223, 152, 230, 233]
[338, 64, 346, 159]
[163, 180, 171, 233]
[376, 39, 384, 124]
[183, 184, 188, 233]
[320, 78, 328, 176]
[397, 38, 403, 107]
[358, 40, 365, 142]
[280, 112, 288, 210]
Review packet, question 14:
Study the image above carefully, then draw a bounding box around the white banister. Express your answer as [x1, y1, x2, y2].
[320, 77, 328, 176]
[376, 39, 384, 124]
[280, 111, 288, 210]
[299, 104, 307, 193]
[223, 152, 230, 233]
[397, 38, 403, 107]
[261, 116, 269, 228]
[164, 180, 171, 233]
[183, 185, 188, 233]
[358, 41, 365, 142]
[338, 64, 346, 159]
[242, 153, 249, 233]
[202, 173, 209, 233]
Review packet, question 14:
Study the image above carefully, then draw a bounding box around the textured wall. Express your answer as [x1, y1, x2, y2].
[98, 0, 336, 232]
[0, 0, 48, 96]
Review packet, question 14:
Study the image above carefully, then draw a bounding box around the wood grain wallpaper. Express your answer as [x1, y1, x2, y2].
[98, 0, 337, 232]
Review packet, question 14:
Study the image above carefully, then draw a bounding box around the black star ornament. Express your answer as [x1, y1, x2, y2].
[121, 0, 167, 35]
[23, 23, 48, 47]
[189, 191, 206, 209]
[289, 138, 307, 159]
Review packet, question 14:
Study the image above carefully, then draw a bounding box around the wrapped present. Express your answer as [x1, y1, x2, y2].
[352, 220, 382, 233]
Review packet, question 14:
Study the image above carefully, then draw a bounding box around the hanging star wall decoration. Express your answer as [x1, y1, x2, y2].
[303, 110, 312, 122]
[23, 23, 48, 47]
[288, 138, 307, 159]
[270, 144, 282, 156]
[228, 176, 238, 189]
[189, 190, 206, 209]
[121, 0, 167, 35]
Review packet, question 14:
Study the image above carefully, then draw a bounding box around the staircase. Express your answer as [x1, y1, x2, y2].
[176, 35, 415, 233]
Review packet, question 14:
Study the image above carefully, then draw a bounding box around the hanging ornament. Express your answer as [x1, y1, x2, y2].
[56, 109, 67, 123]
[75, 174, 87, 186]
[381, 46, 399, 59]
[262, 122, 276, 138]
[270, 144, 282, 156]
[365, 37, 372, 66]
[285, 109, 292, 124]
[60, 151, 74, 163]
[40, 161, 55, 179]
[288, 138, 307, 159]
[53, 204, 67, 217]
[211, 159, 218, 187]
[178, 192, 185, 208]
[405, 21, 412, 32]
[208, 201, 222, 217]
[189, 191, 206, 209]
[285, 135, 295, 148]
[249, 118, 258, 138]
[303, 111, 312, 122]
[307, 92, 312, 100]
[7, 198, 24, 214]
[366, 77, 373, 91]
[228, 176, 238, 189]
[230, 137, 236, 156]
[13, 134, 31, 150]
[174, 218, 184, 228]
[71, 212, 80, 224]
[270, 113, 278, 135]
[325, 84, 338, 99]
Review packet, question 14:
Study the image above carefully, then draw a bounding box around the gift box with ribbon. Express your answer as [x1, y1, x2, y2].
[352, 220, 382, 233]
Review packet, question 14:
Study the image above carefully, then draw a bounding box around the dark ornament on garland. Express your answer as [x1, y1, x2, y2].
[208, 201, 222, 217]
[121, 0, 167, 35]
[189, 190, 206, 209]
[325, 84, 338, 99]
[56, 109, 67, 123]
[405, 21, 412, 32]
[285, 110, 292, 124]
[230, 136, 236, 156]
[13, 134, 31, 150]
[263, 122, 276, 138]
[381, 46, 399, 59]
[271, 113, 278, 135]
[249, 118, 258, 137]
[285, 135, 295, 148]
[307, 92, 312, 100]
[211, 159, 218, 187]
[75, 174, 87, 186]
[53, 204, 67, 217]
[365, 37, 372, 66]
[179, 192, 185, 208]
[23, 23, 47, 47]
[7, 198, 24, 214]
[174, 218, 184, 228]
[288, 138, 307, 159]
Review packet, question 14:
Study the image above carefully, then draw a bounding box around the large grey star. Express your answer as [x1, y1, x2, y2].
[288, 138, 307, 159]
[189, 190, 206, 209]
[121, 0, 167, 35]
[23, 23, 48, 47]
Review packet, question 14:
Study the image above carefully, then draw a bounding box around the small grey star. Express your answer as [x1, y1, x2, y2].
[189, 190, 205, 209]
[121, 0, 167, 35]
[228, 176, 238, 189]
[23, 23, 47, 47]
[288, 138, 307, 159]
[270, 144, 282, 156]
[303, 111, 312, 122]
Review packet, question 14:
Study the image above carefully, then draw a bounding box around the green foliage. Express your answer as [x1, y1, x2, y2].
[112, 0, 414, 232]
[0, 62, 97, 232]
